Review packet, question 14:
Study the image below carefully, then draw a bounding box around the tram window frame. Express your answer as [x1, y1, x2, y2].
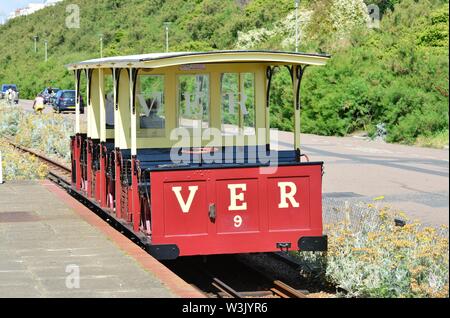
[220, 72, 256, 136]
[177, 74, 210, 129]
[135, 74, 166, 138]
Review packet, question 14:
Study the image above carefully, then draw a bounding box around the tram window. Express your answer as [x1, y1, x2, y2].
[242, 73, 255, 134]
[221, 73, 239, 135]
[104, 75, 114, 129]
[78, 71, 88, 133]
[136, 75, 165, 137]
[220, 72, 255, 135]
[178, 74, 209, 129]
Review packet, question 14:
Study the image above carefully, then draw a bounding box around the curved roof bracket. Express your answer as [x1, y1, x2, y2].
[113, 68, 122, 111]
[295, 65, 308, 111]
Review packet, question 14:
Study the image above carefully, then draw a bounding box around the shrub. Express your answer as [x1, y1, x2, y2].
[0, 140, 48, 180]
[293, 202, 449, 298]
[0, 102, 72, 164]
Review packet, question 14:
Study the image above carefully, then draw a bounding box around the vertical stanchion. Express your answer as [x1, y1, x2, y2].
[0, 151, 4, 184]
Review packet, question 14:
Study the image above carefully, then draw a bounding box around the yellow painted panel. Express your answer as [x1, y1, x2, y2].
[116, 69, 130, 149]
[89, 70, 100, 139]
[106, 129, 114, 139]
[99, 69, 106, 142]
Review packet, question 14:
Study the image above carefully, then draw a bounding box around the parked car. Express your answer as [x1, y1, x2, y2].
[40, 87, 60, 104]
[0, 84, 19, 102]
[52, 90, 85, 113]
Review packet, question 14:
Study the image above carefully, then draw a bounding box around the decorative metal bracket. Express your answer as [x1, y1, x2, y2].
[295, 65, 308, 110]
[113, 68, 122, 111]
[266, 66, 274, 109]
[75, 69, 81, 105]
[127, 68, 139, 114]
[87, 69, 94, 105]
[285, 65, 293, 82]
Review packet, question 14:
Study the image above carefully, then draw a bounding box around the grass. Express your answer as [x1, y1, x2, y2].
[415, 130, 449, 149]
[0, 101, 73, 164]
[0, 100, 72, 180]
[0, 139, 48, 180]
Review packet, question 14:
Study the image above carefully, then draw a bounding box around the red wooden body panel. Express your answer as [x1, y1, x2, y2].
[131, 158, 141, 232]
[150, 164, 323, 256]
[74, 135, 82, 191]
[99, 145, 107, 207]
[114, 151, 122, 219]
[94, 170, 101, 201]
[127, 187, 133, 221]
[71, 137, 78, 189]
[86, 140, 93, 198]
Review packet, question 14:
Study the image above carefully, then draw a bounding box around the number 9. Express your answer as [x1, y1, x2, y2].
[234, 215, 242, 228]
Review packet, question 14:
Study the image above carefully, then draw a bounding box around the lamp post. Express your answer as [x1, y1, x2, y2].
[0, 10, 5, 26]
[163, 22, 171, 52]
[33, 35, 38, 53]
[295, 0, 300, 52]
[99, 33, 103, 58]
[44, 40, 48, 62]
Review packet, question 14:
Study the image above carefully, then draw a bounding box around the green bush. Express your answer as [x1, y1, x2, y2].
[0, 0, 448, 146]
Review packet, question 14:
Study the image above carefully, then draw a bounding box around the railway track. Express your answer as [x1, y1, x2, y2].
[3, 137, 72, 185]
[212, 277, 307, 298]
[163, 254, 311, 299]
[3, 138, 314, 299]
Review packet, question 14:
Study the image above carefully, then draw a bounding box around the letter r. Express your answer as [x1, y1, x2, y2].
[278, 182, 299, 208]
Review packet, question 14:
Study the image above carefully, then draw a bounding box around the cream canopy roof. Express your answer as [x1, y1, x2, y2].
[67, 50, 330, 70]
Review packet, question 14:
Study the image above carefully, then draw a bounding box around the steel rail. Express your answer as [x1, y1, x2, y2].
[3, 137, 71, 173]
[271, 280, 307, 298]
[211, 278, 243, 298]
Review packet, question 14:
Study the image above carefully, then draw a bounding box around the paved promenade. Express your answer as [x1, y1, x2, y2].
[0, 180, 203, 298]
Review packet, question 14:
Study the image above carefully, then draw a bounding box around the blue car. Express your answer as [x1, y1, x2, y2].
[52, 90, 85, 114]
[0, 84, 18, 101]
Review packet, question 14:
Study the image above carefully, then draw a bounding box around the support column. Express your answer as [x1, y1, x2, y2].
[99, 68, 106, 142]
[75, 70, 81, 134]
[265, 67, 274, 149]
[130, 68, 137, 156]
[89, 69, 101, 140]
[293, 65, 300, 152]
[129, 68, 140, 232]
[98, 69, 107, 207]
[293, 65, 306, 158]
[116, 69, 130, 149]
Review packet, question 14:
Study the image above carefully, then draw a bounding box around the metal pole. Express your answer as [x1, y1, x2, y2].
[34, 36, 37, 53]
[295, 0, 299, 52]
[165, 26, 168, 52]
[163, 22, 171, 52]
[99, 34, 103, 58]
[44, 40, 48, 62]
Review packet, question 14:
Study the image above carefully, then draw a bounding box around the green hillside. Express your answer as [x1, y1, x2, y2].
[0, 0, 448, 146]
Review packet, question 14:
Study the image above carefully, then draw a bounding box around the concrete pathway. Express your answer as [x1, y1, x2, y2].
[0, 180, 201, 298]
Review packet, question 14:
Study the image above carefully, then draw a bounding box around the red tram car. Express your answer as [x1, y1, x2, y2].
[68, 51, 330, 259]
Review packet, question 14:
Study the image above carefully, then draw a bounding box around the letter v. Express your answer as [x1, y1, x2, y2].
[172, 186, 199, 213]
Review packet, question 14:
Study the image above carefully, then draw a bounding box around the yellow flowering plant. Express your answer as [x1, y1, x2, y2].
[293, 201, 449, 298]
